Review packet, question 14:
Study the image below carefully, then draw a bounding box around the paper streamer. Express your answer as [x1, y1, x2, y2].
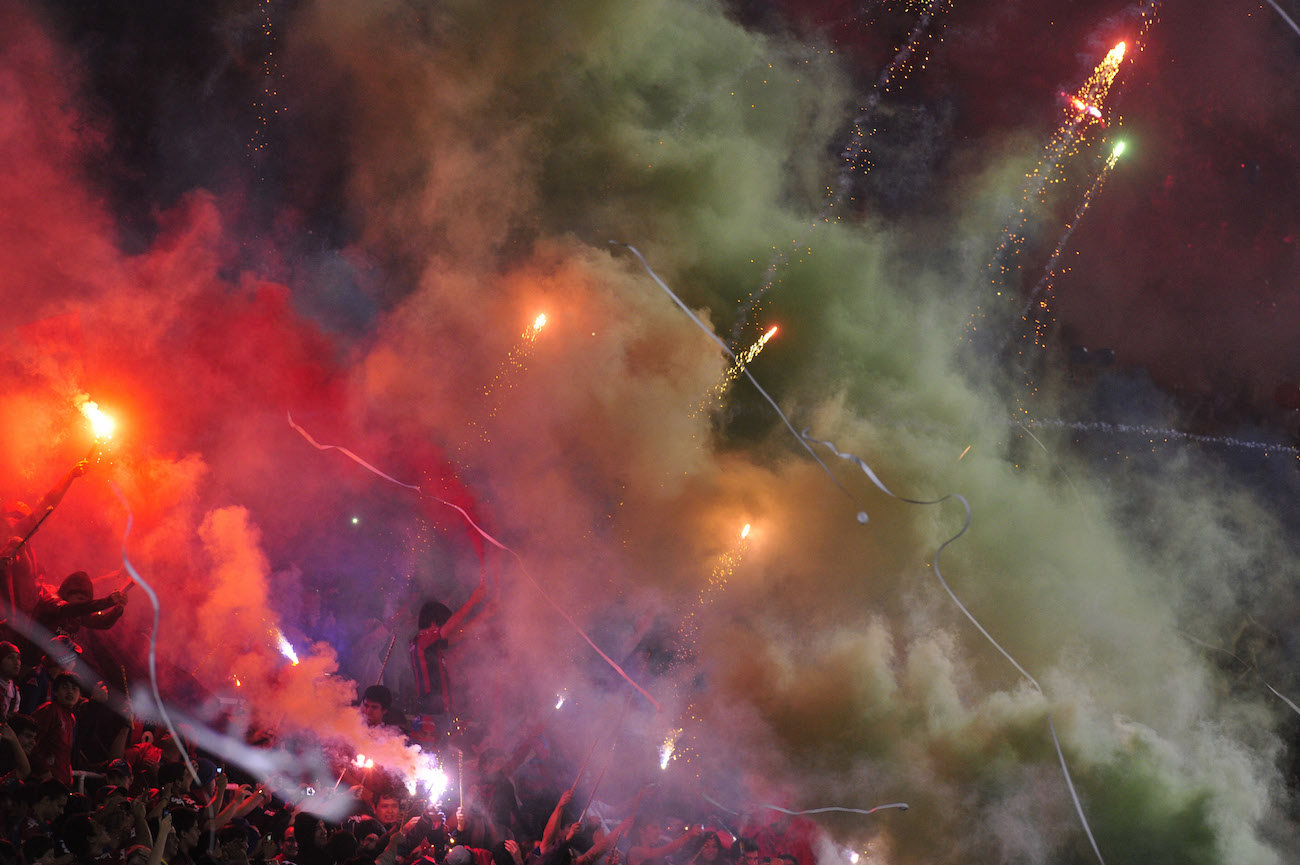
[109, 481, 202, 787]
[702, 793, 908, 819]
[1178, 629, 1300, 718]
[611, 242, 862, 516]
[612, 245, 1103, 863]
[286, 413, 660, 711]
[799, 432, 1104, 864]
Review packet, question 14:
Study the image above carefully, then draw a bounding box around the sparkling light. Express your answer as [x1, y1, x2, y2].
[275, 630, 300, 665]
[408, 752, 449, 800]
[659, 729, 681, 769]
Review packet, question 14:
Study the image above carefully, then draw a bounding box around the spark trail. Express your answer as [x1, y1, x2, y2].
[733, 0, 950, 344]
[468, 312, 550, 444]
[1016, 140, 1126, 349]
[699, 326, 778, 414]
[991, 42, 1127, 282]
[1026, 418, 1300, 457]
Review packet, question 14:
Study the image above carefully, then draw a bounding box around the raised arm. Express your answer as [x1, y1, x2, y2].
[146, 815, 173, 865]
[541, 788, 574, 854]
[32, 461, 89, 522]
[441, 578, 488, 643]
[575, 816, 634, 865]
[629, 825, 700, 865]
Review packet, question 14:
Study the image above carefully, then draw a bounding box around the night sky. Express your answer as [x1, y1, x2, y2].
[3, 1, 1300, 863]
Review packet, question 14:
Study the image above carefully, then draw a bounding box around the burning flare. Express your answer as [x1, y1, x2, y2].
[525, 313, 549, 342]
[275, 629, 300, 665]
[79, 400, 116, 440]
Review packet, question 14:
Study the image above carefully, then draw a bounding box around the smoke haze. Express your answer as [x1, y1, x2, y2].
[2, 0, 1299, 862]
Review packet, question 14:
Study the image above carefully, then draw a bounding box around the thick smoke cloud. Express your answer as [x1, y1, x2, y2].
[2, 0, 1299, 863]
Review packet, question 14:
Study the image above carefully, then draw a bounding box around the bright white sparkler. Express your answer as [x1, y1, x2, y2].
[275, 630, 299, 665]
[407, 752, 449, 801]
[659, 729, 681, 770]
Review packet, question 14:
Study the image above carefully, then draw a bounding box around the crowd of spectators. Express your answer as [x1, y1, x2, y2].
[0, 462, 824, 865]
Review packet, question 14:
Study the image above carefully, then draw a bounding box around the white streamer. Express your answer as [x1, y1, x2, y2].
[799, 434, 1104, 865]
[702, 792, 908, 819]
[286, 414, 660, 711]
[109, 481, 201, 787]
[612, 244, 1104, 863]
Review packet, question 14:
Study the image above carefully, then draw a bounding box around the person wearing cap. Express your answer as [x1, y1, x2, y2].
[1, 460, 89, 619]
[105, 758, 132, 792]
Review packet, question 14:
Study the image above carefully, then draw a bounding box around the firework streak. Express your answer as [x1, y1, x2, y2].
[733, 0, 950, 344]
[1015, 141, 1125, 348]
[1025, 418, 1300, 456]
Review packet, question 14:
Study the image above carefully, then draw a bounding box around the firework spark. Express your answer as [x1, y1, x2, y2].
[1018, 139, 1127, 346]
[274, 629, 300, 665]
[659, 729, 682, 770]
[700, 326, 779, 413]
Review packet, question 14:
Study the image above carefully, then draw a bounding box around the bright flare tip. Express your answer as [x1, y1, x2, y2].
[79, 400, 116, 440]
[275, 630, 299, 665]
[740, 524, 751, 540]
[534, 313, 547, 331]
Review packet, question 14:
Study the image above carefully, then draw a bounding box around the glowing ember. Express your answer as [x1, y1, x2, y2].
[1068, 96, 1102, 120]
[79, 400, 116, 440]
[659, 729, 681, 769]
[524, 312, 549, 342]
[275, 630, 299, 665]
